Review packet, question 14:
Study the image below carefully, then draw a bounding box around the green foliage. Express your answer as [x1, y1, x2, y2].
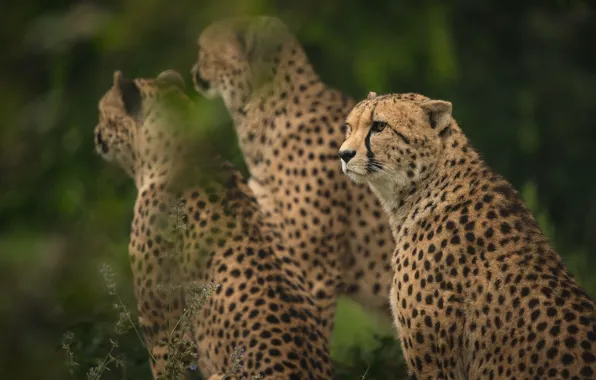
[2, 1, 596, 379]
[61, 261, 222, 380]
[334, 335, 407, 380]
[521, 181, 556, 240]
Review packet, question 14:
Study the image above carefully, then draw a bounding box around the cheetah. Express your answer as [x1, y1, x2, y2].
[191, 16, 395, 336]
[338, 91, 596, 379]
[94, 69, 333, 379]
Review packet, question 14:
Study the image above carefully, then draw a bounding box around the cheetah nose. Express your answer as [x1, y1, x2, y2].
[192, 65, 211, 91]
[338, 150, 356, 163]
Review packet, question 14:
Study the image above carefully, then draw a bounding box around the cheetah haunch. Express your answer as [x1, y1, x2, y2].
[339, 92, 596, 379]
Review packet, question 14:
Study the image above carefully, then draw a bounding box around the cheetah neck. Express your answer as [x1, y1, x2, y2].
[228, 42, 331, 189]
[134, 145, 187, 191]
[229, 41, 325, 126]
[375, 127, 482, 240]
[133, 113, 207, 192]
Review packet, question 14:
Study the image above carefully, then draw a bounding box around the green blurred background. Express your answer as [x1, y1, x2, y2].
[2, 0, 596, 379]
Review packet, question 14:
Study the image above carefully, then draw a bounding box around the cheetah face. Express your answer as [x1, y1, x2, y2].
[192, 16, 290, 112]
[94, 71, 143, 177]
[95, 70, 187, 178]
[191, 17, 255, 109]
[339, 92, 453, 193]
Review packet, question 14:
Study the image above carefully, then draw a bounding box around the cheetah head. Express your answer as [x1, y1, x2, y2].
[191, 16, 292, 111]
[339, 92, 453, 196]
[94, 70, 187, 178]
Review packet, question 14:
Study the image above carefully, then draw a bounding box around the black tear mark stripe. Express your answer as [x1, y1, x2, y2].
[365, 101, 379, 159]
[365, 130, 381, 173]
[390, 128, 410, 145]
[365, 128, 374, 158]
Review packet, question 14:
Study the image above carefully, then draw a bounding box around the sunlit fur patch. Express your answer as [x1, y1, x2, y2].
[344, 169, 368, 185]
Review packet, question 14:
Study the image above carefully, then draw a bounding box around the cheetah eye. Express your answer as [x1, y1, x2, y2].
[371, 121, 387, 134]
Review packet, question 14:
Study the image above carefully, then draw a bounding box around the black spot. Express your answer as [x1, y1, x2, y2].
[445, 254, 454, 266]
[546, 347, 558, 359]
[582, 352, 595, 363]
[500, 223, 511, 234]
[415, 332, 424, 344]
[564, 337, 577, 349]
[561, 353, 574, 365]
[581, 367, 594, 377]
[550, 325, 560, 337]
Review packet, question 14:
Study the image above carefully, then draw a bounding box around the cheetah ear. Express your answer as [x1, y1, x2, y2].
[156, 70, 185, 90]
[367, 91, 377, 100]
[420, 100, 452, 137]
[113, 71, 142, 117]
[236, 24, 256, 61]
[237, 17, 285, 63]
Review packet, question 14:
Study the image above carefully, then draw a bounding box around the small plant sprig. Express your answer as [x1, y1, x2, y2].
[61, 331, 79, 375]
[157, 196, 200, 380]
[157, 280, 220, 379]
[221, 346, 246, 379]
[61, 264, 144, 380]
[220, 346, 263, 380]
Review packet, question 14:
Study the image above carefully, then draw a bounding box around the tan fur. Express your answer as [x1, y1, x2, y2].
[191, 16, 396, 338]
[94, 70, 332, 379]
[340, 92, 596, 379]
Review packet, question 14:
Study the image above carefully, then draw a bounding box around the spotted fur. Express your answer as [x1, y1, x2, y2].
[94, 70, 332, 379]
[191, 16, 395, 337]
[340, 92, 596, 379]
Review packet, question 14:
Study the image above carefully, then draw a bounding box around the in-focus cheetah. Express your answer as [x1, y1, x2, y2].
[339, 91, 596, 379]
